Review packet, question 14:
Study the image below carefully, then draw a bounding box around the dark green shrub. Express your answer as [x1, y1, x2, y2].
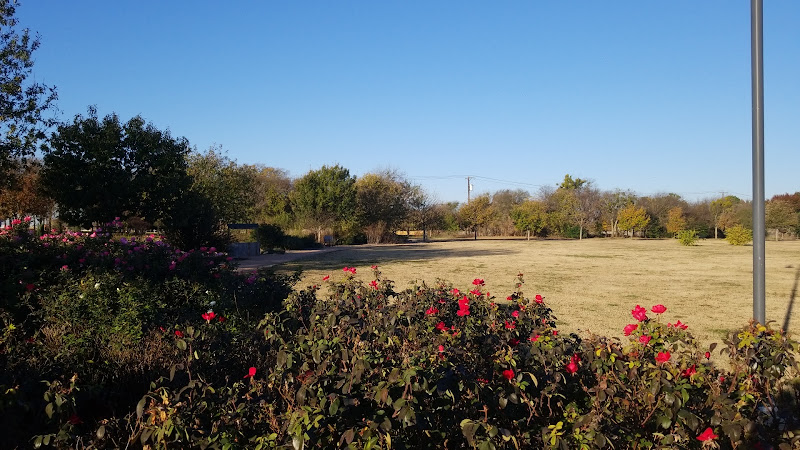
[252, 223, 286, 251]
[283, 233, 322, 250]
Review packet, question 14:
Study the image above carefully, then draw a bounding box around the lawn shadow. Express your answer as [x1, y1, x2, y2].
[275, 243, 521, 272]
[782, 266, 800, 333]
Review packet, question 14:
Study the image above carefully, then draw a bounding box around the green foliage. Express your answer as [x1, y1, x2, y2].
[252, 223, 286, 251]
[0, 0, 58, 185]
[355, 171, 411, 243]
[186, 146, 258, 224]
[41, 108, 191, 227]
[725, 224, 753, 246]
[290, 164, 357, 242]
[459, 194, 495, 237]
[3, 221, 800, 448]
[677, 229, 699, 246]
[617, 204, 650, 237]
[511, 200, 546, 237]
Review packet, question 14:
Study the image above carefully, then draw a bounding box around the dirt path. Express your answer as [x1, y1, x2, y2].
[234, 247, 343, 272]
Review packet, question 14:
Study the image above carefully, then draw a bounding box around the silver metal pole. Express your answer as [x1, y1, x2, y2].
[751, 0, 766, 324]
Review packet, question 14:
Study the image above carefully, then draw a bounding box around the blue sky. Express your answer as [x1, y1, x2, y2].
[19, 1, 799, 204]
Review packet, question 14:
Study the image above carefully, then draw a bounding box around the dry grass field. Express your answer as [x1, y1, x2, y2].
[274, 238, 800, 352]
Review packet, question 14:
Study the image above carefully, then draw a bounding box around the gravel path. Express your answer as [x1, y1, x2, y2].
[234, 247, 342, 272]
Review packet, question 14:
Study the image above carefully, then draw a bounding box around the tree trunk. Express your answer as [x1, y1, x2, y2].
[474, 229, 477, 240]
[714, 226, 718, 239]
[579, 225, 583, 240]
[526, 230, 530, 241]
[776, 228, 779, 241]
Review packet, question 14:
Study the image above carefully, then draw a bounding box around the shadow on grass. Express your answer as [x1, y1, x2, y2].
[275, 243, 521, 272]
[782, 266, 800, 333]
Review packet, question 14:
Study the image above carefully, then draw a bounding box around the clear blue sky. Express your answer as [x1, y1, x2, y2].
[19, 1, 800, 204]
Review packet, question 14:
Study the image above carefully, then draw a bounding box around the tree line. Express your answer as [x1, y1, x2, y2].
[0, 2, 798, 247]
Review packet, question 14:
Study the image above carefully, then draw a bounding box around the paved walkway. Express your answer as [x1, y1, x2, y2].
[234, 247, 342, 272]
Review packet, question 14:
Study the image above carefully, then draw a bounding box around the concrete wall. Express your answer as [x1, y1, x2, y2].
[228, 242, 260, 258]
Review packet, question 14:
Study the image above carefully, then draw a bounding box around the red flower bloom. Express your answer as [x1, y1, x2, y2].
[456, 307, 470, 317]
[370, 280, 378, 289]
[67, 414, 82, 425]
[504, 320, 516, 329]
[435, 321, 448, 331]
[174, 330, 184, 337]
[529, 334, 540, 342]
[639, 335, 651, 345]
[244, 367, 257, 379]
[534, 294, 544, 304]
[202, 311, 216, 322]
[673, 320, 688, 330]
[651, 304, 667, 314]
[552, 329, 558, 336]
[506, 296, 513, 301]
[426, 307, 439, 315]
[342, 267, 356, 274]
[623, 323, 638, 336]
[655, 351, 671, 364]
[25, 283, 35, 291]
[438, 344, 445, 353]
[511, 310, 520, 318]
[696, 427, 718, 441]
[450, 288, 459, 296]
[631, 305, 648, 322]
[469, 289, 482, 296]
[682, 364, 697, 378]
[509, 338, 520, 346]
[472, 278, 485, 286]
[371, 265, 378, 270]
[322, 275, 330, 281]
[218, 316, 227, 323]
[705, 351, 711, 359]
[566, 361, 578, 374]
[502, 369, 514, 380]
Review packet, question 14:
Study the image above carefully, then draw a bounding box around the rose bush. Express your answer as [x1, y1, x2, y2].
[1, 220, 799, 448]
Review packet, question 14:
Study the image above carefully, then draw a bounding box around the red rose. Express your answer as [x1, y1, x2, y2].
[655, 351, 671, 364]
[435, 321, 448, 331]
[426, 307, 439, 315]
[243, 367, 257, 379]
[566, 361, 578, 374]
[529, 334, 540, 342]
[322, 275, 330, 281]
[534, 294, 544, 304]
[623, 323, 638, 336]
[639, 335, 651, 345]
[472, 278, 485, 286]
[651, 304, 666, 314]
[631, 305, 648, 322]
[502, 369, 514, 380]
[681, 365, 697, 378]
[504, 321, 516, 329]
[174, 330, 184, 337]
[511, 310, 519, 318]
[201, 311, 216, 322]
[696, 427, 718, 441]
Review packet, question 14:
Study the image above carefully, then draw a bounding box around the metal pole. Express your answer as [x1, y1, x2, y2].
[751, 0, 766, 324]
[467, 176, 471, 204]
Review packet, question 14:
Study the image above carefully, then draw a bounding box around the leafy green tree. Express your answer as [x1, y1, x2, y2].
[290, 164, 357, 242]
[725, 224, 752, 246]
[488, 189, 528, 235]
[559, 174, 588, 190]
[252, 166, 293, 227]
[186, 147, 258, 225]
[41, 108, 190, 228]
[0, 0, 58, 186]
[511, 200, 546, 240]
[765, 200, 798, 241]
[617, 204, 650, 238]
[355, 170, 411, 243]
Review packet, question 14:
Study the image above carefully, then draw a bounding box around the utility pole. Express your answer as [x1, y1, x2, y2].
[467, 177, 472, 204]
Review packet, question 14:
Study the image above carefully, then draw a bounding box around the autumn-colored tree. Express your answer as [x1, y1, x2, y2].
[765, 200, 798, 241]
[601, 189, 636, 237]
[617, 204, 650, 238]
[665, 207, 687, 236]
[0, 159, 54, 223]
[458, 194, 494, 240]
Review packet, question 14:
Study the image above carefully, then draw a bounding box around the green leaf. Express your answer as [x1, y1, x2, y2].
[96, 425, 106, 439]
[45, 402, 53, 419]
[136, 397, 146, 419]
[176, 339, 187, 351]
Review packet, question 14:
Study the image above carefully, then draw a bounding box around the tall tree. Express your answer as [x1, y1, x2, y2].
[511, 200, 547, 240]
[186, 147, 258, 224]
[0, 158, 54, 222]
[710, 195, 741, 239]
[407, 185, 436, 242]
[765, 200, 798, 241]
[601, 189, 636, 237]
[252, 166, 293, 227]
[617, 204, 650, 238]
[41, 108, 190, 227]
[665, 206, 687, 236]
[458, 194, 494, 240]
[290, 165, 356, 242]
[355, 170, 411, 243]
[0, 0, 57, 186]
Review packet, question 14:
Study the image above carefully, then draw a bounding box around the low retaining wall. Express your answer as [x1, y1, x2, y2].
[228, 242, 260, 258]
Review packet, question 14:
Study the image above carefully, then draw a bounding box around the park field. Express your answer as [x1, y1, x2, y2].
[275, 238, 800, 351]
